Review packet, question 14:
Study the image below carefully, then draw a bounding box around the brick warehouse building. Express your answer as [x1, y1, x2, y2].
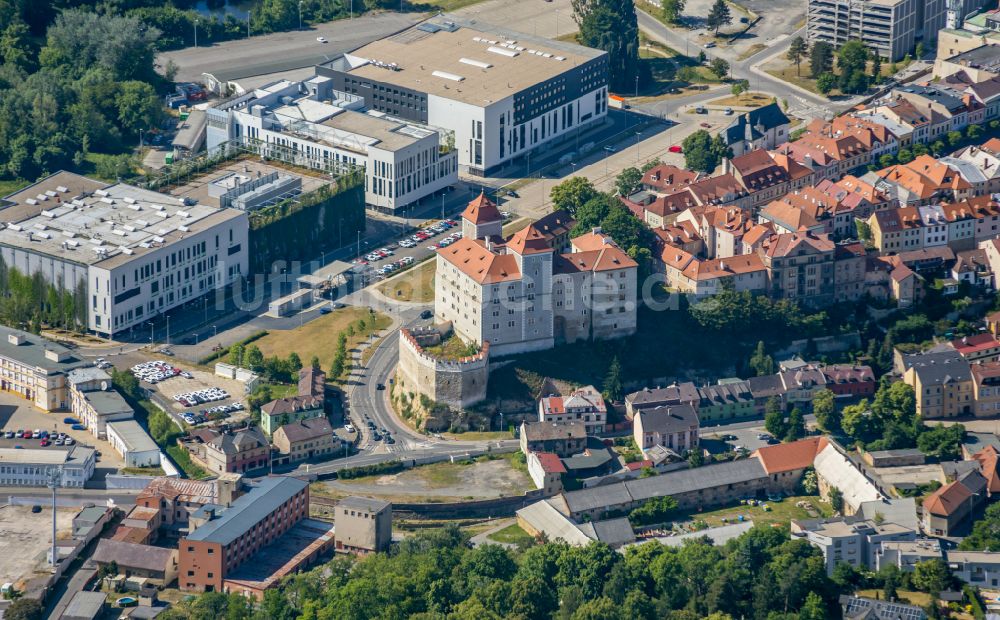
[179, 476, 309, 592]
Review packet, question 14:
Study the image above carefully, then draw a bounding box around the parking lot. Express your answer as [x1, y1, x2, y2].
[0, 395, 126, 470]
[0, 505, 76, 588]
[132, 359, 250, 427]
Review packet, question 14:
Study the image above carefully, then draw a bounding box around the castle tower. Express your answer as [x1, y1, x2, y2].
[461, 192, 503, 241]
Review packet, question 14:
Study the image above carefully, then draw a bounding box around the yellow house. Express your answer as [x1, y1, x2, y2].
[902, 349, 974, 418]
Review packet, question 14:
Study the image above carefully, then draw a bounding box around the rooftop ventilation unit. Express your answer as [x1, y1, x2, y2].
[100, 197, 115, 205]
[65, 239, 79, 248]
[33, 223, 47, 230]
[120, 247, 133, 255]
[176, 210, 190, 218]
[178, 225, 190, 232]
[487, 46, 518, 58]
[40, 210, 56, 218]
[460, 58, 492, 69]
[432, 70, 465, 82]
[94, 189, 109, 197]
[44, 190, 56, 197]
[35, 194, 48, 201]
[7, 224, 21, 232]
[36, 232, 50, 239]
[56, 185, 68, 193]
[152, 235, 165, 243]
[123, 197, 136, 204]
[25, 199, 37, 205]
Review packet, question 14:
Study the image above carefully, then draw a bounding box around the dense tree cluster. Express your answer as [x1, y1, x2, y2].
[572, 0, 643, 92]
[681, 129, 731, 173]
[159, 525, 845, 620]
[0, 258, 87, 332]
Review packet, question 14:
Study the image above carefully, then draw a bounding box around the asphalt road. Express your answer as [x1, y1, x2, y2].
[158, 13, 421, 83]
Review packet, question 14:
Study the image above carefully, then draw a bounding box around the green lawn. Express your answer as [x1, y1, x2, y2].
[409, 0, 488, 10]
[121, 466, 166, 476]
[856, 590, 932, 608]
[664, 495, 830, 529]
[0, 179, 29, 198]
[487, 523, 535, 546]
[376, 259, 436, 303]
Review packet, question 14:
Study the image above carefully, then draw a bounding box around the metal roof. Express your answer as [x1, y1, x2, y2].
[62, 590, 105, 619]
[107, 419, 159, 454]
[185, 476, 308, 546]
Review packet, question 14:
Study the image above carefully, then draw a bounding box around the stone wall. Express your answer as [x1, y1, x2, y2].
[396, 326, 489, 412]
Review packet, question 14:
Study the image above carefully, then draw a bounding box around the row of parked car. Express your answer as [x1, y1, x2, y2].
[172, 387, 231, 408]
[375, 255, 415, 276]
[3, 429, 76, 447]
[131, 360, 192, 384]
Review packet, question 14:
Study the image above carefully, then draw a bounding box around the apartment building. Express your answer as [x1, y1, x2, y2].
[315, 14, 609, 176]
[0, 327, 87, 412]
[183, 427, 270, 474]
[259, 368, 326, 436]
[69, 373, 134, 439]
[519, 421, 587, 457]
[435, 194, 637, 356]
[179, 476, 310, 592]
[271, 417, 340, 463]
[0, 172, 249, 338]
[922, 470, 986, 536]
[205, 79, 457, 213]
[759, 231, 837, 306]
[136, 475, 243, 527]
[807, 0, 918, 60]
[791, 515, 918, 575]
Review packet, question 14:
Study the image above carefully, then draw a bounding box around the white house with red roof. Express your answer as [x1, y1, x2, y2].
[538, 384, 606, 434]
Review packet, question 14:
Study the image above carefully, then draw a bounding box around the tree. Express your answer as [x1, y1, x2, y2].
[809, 41, 834, 77]
[948, 130, 964, 147]
[550, 176, 599, 215]
[603, 356, 623, 402]
[879, 154, 896, 168]
[815, 72, 836, 95]
[912, 559, 951, 595]
[573, 0, 641, 92]
[897, 147, 914, 164]
[967, 124, 983, 140]
[709, 57, 730, 79]
[731, 79, 749, 96]
[960, 502, 1000, 551]
[871, 52, 882, 82]
[706, 0, 732, 35]
[229, 343, 245, 367]
[682, 129, 723, 173]
[115, 81, 161, 136]
[0, 19, 33, 73]
[799, 591, 826, 620]
[4, 599, 42, 620]
[661, 0, 685, 23]
[629, 495, 679, 525]
[813, 389, 839, 433]
[287, 352, 302, 373]
[244, 345, 264, 371]
[915, 41, 925, 59]
[787, 36, 808, 76]
[829, 486, 844, 513]
[765, 407, 787, 440]
[615, 167, 643, 196]
[785, 407, 805, 442]
[917, 423, 965, 460]
[748, 341, 774, 376]
[310, 355, 320, 370]
[40, 10, 160, 82]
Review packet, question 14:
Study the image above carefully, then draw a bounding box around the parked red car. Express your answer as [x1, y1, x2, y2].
[668, 145, 683, 153]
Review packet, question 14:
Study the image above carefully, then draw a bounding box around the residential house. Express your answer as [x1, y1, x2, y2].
[538, 384, 607, 434]
[519, 421, 587, 457]
[820, 365, 876, 398]
[259, 368, 326, 436]
[835, 242, 868, 303]
[722, 102, 791, 156]
[747, 374, 787, 414]
[532, 209, 576, 254]
[952, 333, 1000, 362]
[972, 361, 1000, 417]
[93, 539, 179, 586]
[902, 348, 974, 418]
[633, 404, 699, 455]
[661, 250, 768, 298]
[526, 451, 566, 495]
[951, 248, 992, 286]
[791, 515, 918, 575]
[868, 155, 974, 206]
[625, 383, 699, 419]
[695, 381, 755, 423]
[641, 164, 700, 194]
[971, 445, 1000, 497]
[272, 417, 340, 464]
[840, 595, 927, 620]
[921, 470, 987, 536]
[186, 426, 270, 474]
[752, 436, 829, 493]
[954, 139, 1000, 194]
[948, 551, 1000, 587]
[876, 539, 943, 572]
[136, 476, 242, 528]
[722, 149, 794, 210]
[677, 205, 755, 259]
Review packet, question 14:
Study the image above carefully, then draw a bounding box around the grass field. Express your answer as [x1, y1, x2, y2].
[488, 523, 535, 546]
[166, 445, 209, 479]
[712, 92, 774, 108]
[410, 0, 487, 10]
[0, 179, 29, 197]
[674, 494, 831, 528]
[254, 306, 391, 367]
[376, 260, 436, 303]
[737, 43, 768, 61]
[856, 590, 933, 608]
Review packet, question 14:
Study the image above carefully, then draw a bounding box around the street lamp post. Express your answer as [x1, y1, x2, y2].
[166, 315, 170, 346]
[299, 1, 303, 30]
[635, 131, 641, 162]
[194, 18, 198, 47]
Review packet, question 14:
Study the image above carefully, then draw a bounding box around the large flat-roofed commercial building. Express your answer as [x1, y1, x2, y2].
[206, 78, 457, 213]
[0, 171, 249, 338]
[179, 476, 309, 592]
[0, 326, 87, 411]
[0, 445, 95, 487]
[315, 14, 609, 176]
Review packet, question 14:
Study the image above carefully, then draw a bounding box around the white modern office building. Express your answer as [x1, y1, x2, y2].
[316, 14, 610, 176]
[0, 171, 249, 338]
[205, 78, 458, 213]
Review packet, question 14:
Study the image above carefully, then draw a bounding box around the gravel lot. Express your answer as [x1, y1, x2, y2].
[0, 505, 75, 588]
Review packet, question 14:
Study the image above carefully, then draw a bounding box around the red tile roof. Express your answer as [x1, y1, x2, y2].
[752, 436, 828, 474]
[507, 224, 554, 255]
[951, 333, 1000, 356]
[462, 192, 502, 225]
[923, 479, 972, 516]
[535, 452, 567, 474]
[974, 446, 1000, 494]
